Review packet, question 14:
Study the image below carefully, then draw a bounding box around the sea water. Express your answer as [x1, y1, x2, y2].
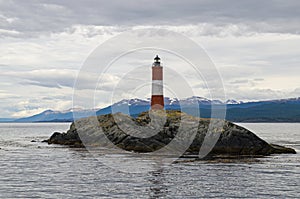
[0, 123, 299, 198]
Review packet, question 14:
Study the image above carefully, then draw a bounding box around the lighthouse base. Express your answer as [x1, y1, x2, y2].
[151, 95, 164, 110]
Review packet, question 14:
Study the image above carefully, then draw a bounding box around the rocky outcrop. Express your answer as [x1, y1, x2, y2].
[46, 110, 296, 158]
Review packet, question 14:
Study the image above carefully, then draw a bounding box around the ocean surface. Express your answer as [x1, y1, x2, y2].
[0, 122, 299, 198]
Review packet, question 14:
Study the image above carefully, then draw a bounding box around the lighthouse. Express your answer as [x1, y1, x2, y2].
[151, 55, 164, 110]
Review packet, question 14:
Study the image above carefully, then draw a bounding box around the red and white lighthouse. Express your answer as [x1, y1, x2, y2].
[151, 55, 164, 110]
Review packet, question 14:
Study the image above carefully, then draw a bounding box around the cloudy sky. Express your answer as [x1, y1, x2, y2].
[1, 0, 300, 118]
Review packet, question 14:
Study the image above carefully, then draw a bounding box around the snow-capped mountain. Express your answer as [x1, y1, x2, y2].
[179, 96, 223, 105]
[268, 97, 300, 104]
[15, 108, 96, 122]
[112, 96, 224, 107]
[14, 96, 300, 122]
[225, 99, 243, 104]
[112, 98, 150, 106]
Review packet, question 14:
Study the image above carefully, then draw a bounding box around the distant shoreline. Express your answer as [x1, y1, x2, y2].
[4, 96, 300, 123]
[1, 120, 300, 124]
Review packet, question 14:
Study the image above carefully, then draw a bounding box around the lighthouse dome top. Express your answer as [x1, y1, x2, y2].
[154, 55, 160, 61]
[153, 55, 161, 66]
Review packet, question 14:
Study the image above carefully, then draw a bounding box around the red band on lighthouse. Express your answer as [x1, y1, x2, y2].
[151, 55, 164, 110]
[152, 67, 163, 80]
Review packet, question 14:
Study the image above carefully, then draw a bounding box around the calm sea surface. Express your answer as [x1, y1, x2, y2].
[0, 123, 299, 198]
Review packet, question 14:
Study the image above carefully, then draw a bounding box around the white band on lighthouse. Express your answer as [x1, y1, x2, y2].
[151, 80, 163, 95]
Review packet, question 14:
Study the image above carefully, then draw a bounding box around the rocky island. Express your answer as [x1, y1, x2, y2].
[45, 110, 296, 158]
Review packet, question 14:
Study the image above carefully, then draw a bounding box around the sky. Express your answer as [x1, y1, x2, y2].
[0, 0, 300, 118]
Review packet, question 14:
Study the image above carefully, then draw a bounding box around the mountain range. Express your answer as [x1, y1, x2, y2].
[3, 96, 300, 123]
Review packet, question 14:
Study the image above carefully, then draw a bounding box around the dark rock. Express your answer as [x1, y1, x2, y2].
[47, 131, 83, 147]
[269, 144, 296, 154]
[46, 110, 296, 157]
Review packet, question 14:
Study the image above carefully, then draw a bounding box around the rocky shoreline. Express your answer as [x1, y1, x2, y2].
[45, 110, 296, 158]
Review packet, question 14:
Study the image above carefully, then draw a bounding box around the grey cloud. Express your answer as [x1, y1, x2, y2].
[230, 79, 249, 84]
[1, 0, 300, 37]
[41, 95, 70, 101]
[294, 88, 300, 94]
[229, 79, 265, 87]
[0, 90, 20, 99]
[225, 88, 287, 101]
[253, 78, 264, 82]
[1, 69, 121, 91]
[22, 81, 63, 89]
[1, 69, 76, 89]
